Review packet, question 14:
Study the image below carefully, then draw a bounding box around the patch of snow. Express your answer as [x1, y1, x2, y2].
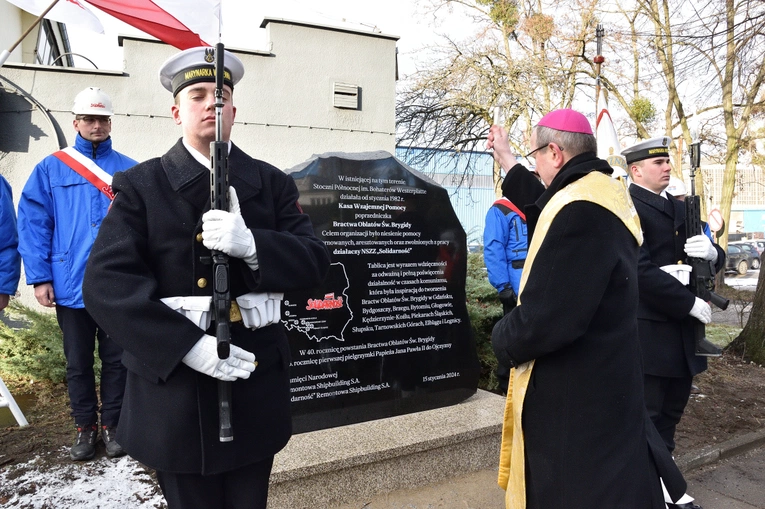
[725, 276, 758, 290]
[0, 448, 166, 508]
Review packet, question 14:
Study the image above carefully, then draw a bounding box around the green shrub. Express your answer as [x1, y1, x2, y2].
[0, 300, 69, 384]
[466, 252, 504, 393]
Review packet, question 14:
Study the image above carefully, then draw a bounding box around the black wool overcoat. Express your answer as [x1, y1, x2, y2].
[629, 184, 725, 378]
[492, 154, 685, 508]
[83, 140, 330, 474]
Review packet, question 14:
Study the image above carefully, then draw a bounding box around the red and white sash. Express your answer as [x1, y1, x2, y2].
[493, 197, 526, 220]
[51, 147, 114, 200]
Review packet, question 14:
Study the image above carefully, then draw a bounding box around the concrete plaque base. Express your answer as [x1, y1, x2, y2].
[269, 389, 505, 508]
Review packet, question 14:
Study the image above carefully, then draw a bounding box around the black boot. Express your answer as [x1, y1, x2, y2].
[70, 424, 97, 461]
[695, 336, 722, 357]
[667, 502, 703, 509]
[101, 425, 126, 458]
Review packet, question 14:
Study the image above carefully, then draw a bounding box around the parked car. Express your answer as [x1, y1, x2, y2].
[726, 244, 757, 275]
[729, 241, 761, 269]
[748, 240, 765, 256]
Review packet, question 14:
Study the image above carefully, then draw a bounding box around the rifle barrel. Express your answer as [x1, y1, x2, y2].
[210, 42, 234, 442]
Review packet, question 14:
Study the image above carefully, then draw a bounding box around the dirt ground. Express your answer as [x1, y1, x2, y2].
[677, 353, 765, 452]
[0, 381, 73, 470]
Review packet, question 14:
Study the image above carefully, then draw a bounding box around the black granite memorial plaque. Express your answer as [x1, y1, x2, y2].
[285, 151, 480, 433]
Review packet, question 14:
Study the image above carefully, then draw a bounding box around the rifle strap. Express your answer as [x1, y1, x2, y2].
[51, 147, 114, 200]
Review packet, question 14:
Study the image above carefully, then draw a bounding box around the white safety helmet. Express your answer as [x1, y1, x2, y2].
[666, 176, 687, 197]
[72, 87, 113, 116]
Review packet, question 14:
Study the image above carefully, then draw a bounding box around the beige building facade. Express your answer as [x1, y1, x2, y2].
[0, 18, 399, 305]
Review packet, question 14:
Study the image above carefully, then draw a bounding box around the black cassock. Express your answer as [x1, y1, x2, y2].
[493, 154, 686, 508]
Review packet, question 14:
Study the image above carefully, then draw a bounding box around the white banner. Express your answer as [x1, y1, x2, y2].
[5, 0, 105, 34]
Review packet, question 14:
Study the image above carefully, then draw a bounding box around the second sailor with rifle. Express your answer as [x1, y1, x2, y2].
[83, 46, 330, 509]
[624, 136, 725, 509]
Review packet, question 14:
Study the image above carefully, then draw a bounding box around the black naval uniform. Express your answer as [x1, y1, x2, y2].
[83, 140, 330, 505]
[629, 184, 725, 452]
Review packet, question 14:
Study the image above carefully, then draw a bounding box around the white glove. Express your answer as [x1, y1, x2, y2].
[182, 334, 257, 381]
[202, 187, 259, 269]
[688, 297, 712, 324]
[684, 234, 718, 263]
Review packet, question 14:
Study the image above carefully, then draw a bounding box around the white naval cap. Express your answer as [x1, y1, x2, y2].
[159, 46, 245, 97]
[666, 176, 687, 197]
[622, 136, 671, 165]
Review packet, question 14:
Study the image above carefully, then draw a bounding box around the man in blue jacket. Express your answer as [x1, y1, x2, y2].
[0, 175, 20, 312]
[484, 173, 529, 395]
[484, 181, 528, 315]
[17, 87, 137, 461]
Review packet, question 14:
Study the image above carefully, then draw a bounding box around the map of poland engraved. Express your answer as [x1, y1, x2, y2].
[282, 262, 352, 342]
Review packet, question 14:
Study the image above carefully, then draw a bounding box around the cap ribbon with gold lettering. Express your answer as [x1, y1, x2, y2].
[622, 136, 671, 164]
[159, 46, 244, 97]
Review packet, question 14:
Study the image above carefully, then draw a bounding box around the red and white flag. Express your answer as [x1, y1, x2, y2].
[596, 109, 628, 179]
[83, 0, 219, 49]
[5, 0, 105, 33]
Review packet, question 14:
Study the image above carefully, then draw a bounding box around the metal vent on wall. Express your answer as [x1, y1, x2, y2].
[333, 82, 359, 110]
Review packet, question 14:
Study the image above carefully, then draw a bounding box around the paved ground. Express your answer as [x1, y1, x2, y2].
[332, 440, 765, 509]
[687, 446, 765, 509]
[713, 271, 758, 327]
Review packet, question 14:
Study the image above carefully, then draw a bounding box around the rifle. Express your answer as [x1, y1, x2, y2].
[685, 140, 728, 356]
[210, 42, 234, 442]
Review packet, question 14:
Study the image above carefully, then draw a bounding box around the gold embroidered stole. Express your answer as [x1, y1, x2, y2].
[497, 171, 643, 509]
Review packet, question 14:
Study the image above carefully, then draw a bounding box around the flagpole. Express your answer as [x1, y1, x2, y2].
[594, 23, 604, 119]
[0, 0, 61, 67]
[492, 105, 503, 198]
[218, 0, 223, 43]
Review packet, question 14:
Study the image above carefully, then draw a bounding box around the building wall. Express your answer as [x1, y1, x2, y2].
[0, 7, 49, 64]
[0, 19, 398, 306]
[0, 3, 23, 62]
[742, 210, 765, 236]
[396, 147, 501, 245]
[1, 20, 398, 172]
[255, 20, 397, 166]
[699, 164, 765, 234]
